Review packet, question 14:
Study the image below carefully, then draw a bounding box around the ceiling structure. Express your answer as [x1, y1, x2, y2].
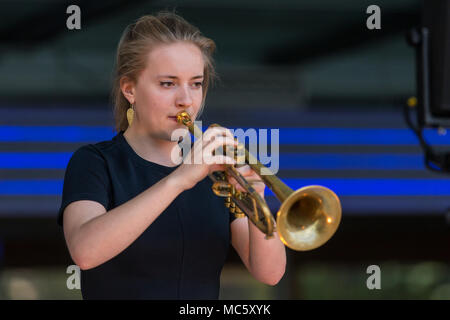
[0, 0, 421, 108]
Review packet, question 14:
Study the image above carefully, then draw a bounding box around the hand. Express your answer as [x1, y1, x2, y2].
[227, 165, 265, 198]
[172, 126, 238, 191]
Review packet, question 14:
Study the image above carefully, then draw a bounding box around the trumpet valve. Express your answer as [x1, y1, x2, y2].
[224, 197, 231, 208]
[212, 181, 234, 197]
[234, 206, 246, 218]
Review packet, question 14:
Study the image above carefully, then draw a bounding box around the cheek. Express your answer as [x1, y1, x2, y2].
[192, 89, 204, 110]
[137, 87, 172, 114]
[195, 89, 204, 103]
[138, 86, 164, 104]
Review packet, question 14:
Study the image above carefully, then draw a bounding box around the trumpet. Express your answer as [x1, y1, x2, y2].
[176, 111, 341, 251]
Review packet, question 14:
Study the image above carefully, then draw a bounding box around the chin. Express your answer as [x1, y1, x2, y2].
[160, 130, 182, 143]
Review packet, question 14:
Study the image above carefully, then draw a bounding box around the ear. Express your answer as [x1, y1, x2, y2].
[120, 76, 136, 104]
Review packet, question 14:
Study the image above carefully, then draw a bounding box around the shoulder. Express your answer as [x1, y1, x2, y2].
[67, 145, 104, 170]
[69, 134, 121, 165]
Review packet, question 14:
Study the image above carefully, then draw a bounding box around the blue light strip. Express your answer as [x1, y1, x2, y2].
[278, 153, 425, 170]
[255, 128, 450, 145]
[0, 152, 427, 170]
[1, 126, 449, 198]
[0, 152, 72, 169]
[0, 180, 62, 195]
[0, 126, 115, 142]
[1, 126, 450, 145]
[1, 178, 450, 196]
[270, 178, 450, 196]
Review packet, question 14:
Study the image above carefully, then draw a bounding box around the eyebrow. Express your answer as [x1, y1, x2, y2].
[157, 75, 204, 80]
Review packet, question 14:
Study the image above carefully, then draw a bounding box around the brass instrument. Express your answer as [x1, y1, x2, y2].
[176, 111, 341, 251]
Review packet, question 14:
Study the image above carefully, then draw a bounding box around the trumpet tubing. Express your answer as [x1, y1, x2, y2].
[176, 111, 342, 251]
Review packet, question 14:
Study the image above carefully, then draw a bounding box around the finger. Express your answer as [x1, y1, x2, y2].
[189, 136, 236, 165]
[221, 127, 235, 140]
[207, 125, 234, 140]
[203, 137, 238, 159]
[188, 139, 207, 164]
[203, 127, 234, 145]
[227, 177, 246, 192]
[205, 155, 236, 166]
[203, 127, 226, 144]
[236, 164, 252, 175]
[208, 161, 239, 174]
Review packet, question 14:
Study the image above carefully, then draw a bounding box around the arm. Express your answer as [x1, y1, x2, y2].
[64, 126, 237, 271]
[229, 166, 286, 286]
[64, 174, 185, 270]
[231, 218, 286, 286]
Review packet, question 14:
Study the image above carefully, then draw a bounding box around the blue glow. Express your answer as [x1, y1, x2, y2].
[0, 152, 72, 169]
[0, 126, 115, 142]
[278, 153, 425, 170]
[0, 152, 426, 170]
[1, 178, 449, 196]
[277, 128, 450, 145]
[1, 126, 450, 145]
[267, 178, 450, 196]
[236, 127, 450, 145]
[0, 180, 62, 195]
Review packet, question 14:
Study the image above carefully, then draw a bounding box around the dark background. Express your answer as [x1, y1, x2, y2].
[0, 0, 450, 299]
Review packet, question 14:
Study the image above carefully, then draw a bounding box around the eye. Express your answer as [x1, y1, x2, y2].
[192, 82, 203, 88]
[160, 81, 174, 88]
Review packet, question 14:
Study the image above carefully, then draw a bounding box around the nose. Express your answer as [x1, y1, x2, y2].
[175, 84, 193, 109]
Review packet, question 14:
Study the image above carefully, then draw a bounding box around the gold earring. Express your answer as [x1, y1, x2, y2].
[127, 103, 134, 126]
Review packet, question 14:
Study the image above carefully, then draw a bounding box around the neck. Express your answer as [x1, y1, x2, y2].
[123, 125, 182, 167]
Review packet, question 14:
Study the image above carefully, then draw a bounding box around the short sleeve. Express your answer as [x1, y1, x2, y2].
[57, 145, 111, 226]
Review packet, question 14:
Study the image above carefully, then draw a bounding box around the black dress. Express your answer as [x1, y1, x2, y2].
[57, 131, 235, 299]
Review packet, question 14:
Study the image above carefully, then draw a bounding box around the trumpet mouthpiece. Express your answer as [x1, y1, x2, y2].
[176, 111, 193, 126]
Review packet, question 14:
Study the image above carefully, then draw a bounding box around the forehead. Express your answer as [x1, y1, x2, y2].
[145, 42, 204, 76]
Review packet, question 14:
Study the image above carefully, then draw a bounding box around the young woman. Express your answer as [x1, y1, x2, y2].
[58, 11, 286, 299]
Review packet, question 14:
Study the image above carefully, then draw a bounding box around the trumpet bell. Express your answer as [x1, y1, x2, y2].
[276, 185, 341, 251]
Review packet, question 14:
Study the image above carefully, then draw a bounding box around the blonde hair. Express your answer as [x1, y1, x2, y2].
[111, 11, 217, 133]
